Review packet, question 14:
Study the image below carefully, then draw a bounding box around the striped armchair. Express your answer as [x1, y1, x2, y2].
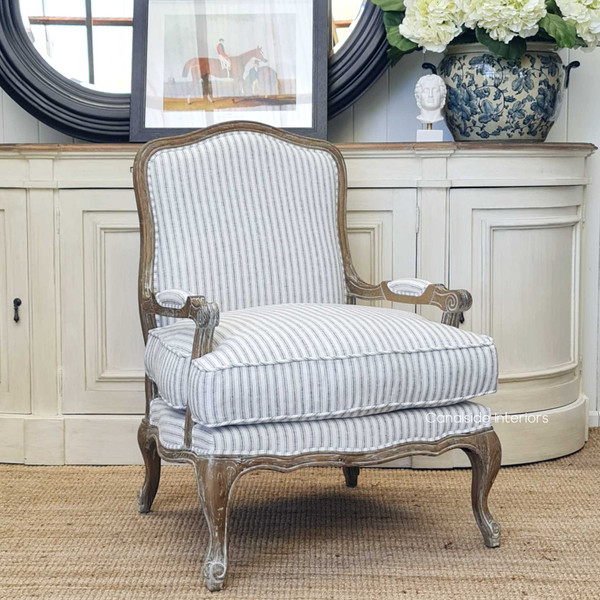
[133, 122, 501, 592]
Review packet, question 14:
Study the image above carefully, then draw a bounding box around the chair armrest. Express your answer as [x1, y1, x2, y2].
[383, 279, 472, 315]
[141, 290, 220, 358]
[346, 273, 472, 327]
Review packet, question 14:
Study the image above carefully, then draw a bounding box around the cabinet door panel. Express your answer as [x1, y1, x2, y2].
[450, 187, 581, 414]
[60, 190, 145, 414]
[0, 190, 30, 413]
[347, 188, 417, 308]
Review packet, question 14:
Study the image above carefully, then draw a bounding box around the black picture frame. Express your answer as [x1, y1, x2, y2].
[0, 0, 388, 143]
[129, 0, 330, 141]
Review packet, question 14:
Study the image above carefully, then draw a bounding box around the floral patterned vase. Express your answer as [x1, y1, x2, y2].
[439, 43, 565, 142]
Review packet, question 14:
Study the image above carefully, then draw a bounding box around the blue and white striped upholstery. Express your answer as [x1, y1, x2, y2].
[146, 130, 347, 314]
[149, 397, 492, 456]
[145, 303, 497, 428]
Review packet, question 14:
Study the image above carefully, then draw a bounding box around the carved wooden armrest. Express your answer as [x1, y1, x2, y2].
[347, 273, 472, 327]
[142, 289, 220, 449]
[384, 279, 472, 314]
[143, 290, 220, 356]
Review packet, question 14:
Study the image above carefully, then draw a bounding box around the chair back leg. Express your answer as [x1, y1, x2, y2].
[343, 466, 360, 487]
[461, 429, 502, 548]
[194, 458, 243, 592]
[137, 419, 162, 514]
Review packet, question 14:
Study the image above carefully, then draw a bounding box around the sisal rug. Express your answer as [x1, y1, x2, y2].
[1, 430, 599, 600]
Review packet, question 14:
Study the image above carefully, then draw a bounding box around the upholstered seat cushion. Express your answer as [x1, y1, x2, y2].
[149, 397, 492, 456]
[145, 303, 497, 428]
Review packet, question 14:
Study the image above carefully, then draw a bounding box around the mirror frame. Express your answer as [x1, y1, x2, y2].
[0, 0, 388, 142]
[328, 2, 389, 119]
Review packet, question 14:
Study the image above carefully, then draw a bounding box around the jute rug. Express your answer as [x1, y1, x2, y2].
[1, 431, 599, 600]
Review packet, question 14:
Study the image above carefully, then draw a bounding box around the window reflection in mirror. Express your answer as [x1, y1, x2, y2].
[332, 0, 365, 53]
[19, 0, 134, 94]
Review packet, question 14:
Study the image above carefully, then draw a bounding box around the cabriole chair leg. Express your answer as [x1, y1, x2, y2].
[461, 429, 502, 548]
[194, 458, 242, 592]
[343, 466, 360, 488]
[137, 420, 161, 514]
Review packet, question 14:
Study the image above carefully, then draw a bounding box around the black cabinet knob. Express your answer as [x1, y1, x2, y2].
[13, 298, 22, 323]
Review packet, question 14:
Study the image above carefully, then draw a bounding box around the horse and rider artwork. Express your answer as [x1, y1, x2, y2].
[177, 39, 286, 109]
[162, 12, 297, 114]
[132, 0, 326, 140]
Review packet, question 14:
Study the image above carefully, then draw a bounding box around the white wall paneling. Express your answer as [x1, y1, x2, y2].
[0, 144, 592, 465]
[0, 90, 74, 144]
[566, 50, 600, 427]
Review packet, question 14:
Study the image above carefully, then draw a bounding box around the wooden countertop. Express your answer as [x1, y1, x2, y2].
[0, 142, 596, 153]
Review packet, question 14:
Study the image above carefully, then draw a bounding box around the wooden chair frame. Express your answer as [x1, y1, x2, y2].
[133, 121, 501, 592]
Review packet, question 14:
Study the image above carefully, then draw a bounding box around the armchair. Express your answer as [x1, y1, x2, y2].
[133, 121, 501, 592]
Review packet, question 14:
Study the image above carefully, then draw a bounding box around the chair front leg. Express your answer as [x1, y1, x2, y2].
[461, 429, 502, 548]
[194, 458, 243, 592]
[137, 419, 161, 514]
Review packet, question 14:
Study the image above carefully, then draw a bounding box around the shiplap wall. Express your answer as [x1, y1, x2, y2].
[0, 48, 598, 425]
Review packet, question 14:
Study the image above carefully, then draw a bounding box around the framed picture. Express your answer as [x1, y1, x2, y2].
[130, 0, 329, 141]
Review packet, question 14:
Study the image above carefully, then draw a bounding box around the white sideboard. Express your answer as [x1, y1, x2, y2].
[0, 142, 594, 465]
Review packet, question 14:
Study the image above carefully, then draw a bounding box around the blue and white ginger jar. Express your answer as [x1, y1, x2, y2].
[438, 43, 565, 142]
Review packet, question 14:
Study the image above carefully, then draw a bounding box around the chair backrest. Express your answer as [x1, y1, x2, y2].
[134, 122, 349, 327]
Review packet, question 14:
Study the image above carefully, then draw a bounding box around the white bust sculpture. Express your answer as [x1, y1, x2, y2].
[415, 74, 447, 125]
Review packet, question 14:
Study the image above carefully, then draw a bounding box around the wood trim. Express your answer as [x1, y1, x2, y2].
[27, 17, 132, 26]
[338, 142, 598, 153]
[0, 142, 595, 154]
[333, 19, 353, 28]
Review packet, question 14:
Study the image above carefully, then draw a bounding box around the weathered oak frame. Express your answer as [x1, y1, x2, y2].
[133, 121, 501, 592]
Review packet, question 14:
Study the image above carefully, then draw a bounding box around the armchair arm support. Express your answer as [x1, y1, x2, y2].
[142, 290, 220, 354]
[141, 289, 220, 449]
[346, 273, 472, 328]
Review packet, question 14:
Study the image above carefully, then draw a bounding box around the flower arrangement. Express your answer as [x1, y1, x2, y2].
[370, 0, 600, 62]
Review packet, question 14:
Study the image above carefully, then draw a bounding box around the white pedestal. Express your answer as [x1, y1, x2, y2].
[416, 129, 444, 142]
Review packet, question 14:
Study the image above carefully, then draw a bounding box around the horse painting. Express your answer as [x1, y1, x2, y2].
[182, 46, 267, 102]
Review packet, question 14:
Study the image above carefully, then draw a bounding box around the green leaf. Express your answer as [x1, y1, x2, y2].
[475, 28, 527, 60]
[545, 0, 559, 13]
[383, 11, 418, 54]
[382, 10, 404, 31]
[370, 0, 405, 11]
[539, 13, 579, 47]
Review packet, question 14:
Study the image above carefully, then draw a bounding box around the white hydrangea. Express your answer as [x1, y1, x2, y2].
[465, 0, 547, 43]
[399, 0, 465, 52]
[556, 0, 600, 47]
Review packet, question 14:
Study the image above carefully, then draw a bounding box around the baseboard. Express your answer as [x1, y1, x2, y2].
[0, 414, 143, 465]
[410, 396, 589, 468]
[0, 399, 595, 466]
